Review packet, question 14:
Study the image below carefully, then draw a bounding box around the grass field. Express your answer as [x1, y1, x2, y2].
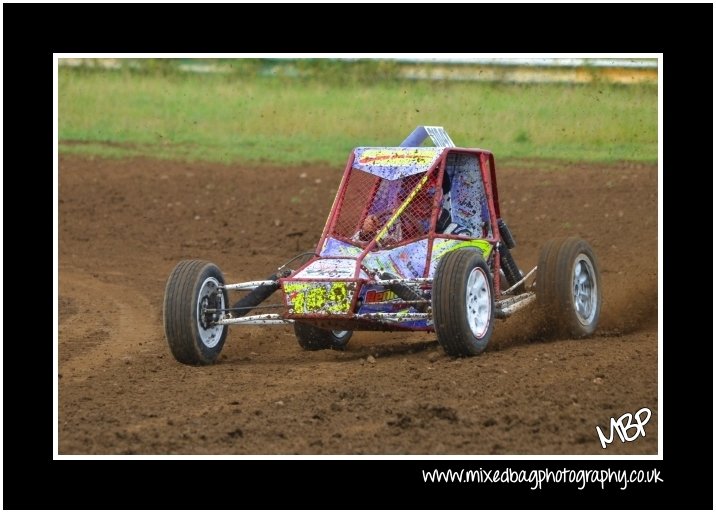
[58, 62, 658, 166]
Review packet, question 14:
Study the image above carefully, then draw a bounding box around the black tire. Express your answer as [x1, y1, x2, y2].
[536, 237, 601, 338]
[163, 260, 229, 365]
[432, 249, 495, 356]
[293, 323, 353, 351]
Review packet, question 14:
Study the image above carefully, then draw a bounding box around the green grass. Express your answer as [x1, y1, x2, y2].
[59, 65, 657, 166]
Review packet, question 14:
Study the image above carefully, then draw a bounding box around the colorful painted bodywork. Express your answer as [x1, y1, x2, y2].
[280, 145, 503, 332]
[352, 147, 442, 178]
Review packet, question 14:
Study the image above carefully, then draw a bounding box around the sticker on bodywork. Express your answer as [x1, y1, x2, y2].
[293, 258, 359, 279]
[429, 239, 494, 277]
[321, 237, 363, 257]
[353, 147, 442, 179]
[361, 239, 429, 279]
[284, 281, 354, 315]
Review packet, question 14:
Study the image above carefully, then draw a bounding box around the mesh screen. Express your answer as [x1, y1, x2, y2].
[331, 168, 439, 247]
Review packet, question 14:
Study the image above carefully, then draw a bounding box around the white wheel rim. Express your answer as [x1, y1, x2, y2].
[466, 267, 491, 338]
[572, 254, 598, 326]
[332, 330, 349, 339]
[196, 277, 225, 348]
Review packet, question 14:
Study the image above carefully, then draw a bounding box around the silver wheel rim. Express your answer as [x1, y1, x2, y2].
[332, 330, 349, 339]
[572, 254, 597, 326]
[196, 277, 225, 348]
[466, 267, 491, 338]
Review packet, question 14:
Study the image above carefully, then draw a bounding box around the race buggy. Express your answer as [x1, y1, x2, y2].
[163, 126, 602, 365]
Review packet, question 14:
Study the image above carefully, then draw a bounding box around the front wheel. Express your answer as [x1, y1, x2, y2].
[432, 249, 495, 356]
[536, 237, 601, 338]
[163, 260, 228, 365]
[294, 323, 352, 351]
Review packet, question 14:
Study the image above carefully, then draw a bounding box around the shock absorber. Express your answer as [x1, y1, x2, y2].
[497, 219, 523, 292]
[231, 269, 291, 317]
[379, 272, 428, 312]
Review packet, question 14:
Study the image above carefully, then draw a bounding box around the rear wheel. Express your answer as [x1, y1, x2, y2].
[294, 323, 353, 351]
[536, 237, 601, 338]
[432, 249, 495, 356]
[163, 260, 228, 365]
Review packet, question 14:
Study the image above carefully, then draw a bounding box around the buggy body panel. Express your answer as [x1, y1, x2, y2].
[280, 141, 502, 331]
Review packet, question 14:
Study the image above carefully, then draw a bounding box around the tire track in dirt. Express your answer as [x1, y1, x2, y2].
[59, 268, 161, 381]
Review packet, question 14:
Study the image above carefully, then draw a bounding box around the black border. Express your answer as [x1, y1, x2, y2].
[5, 2, 712, 510]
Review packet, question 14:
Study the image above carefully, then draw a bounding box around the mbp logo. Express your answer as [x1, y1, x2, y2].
[596, 407, 652, 449]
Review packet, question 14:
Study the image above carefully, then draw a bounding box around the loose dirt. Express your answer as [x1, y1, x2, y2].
[58, 155, 658, 455]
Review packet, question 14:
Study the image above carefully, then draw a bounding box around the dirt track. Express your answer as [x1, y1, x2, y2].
[58, 154, 658, 455]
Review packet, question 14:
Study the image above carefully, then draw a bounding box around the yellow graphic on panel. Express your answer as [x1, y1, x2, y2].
[358, 148, 439, 167]
[432, 239, 493, 261]
[284, 282, 352, 314]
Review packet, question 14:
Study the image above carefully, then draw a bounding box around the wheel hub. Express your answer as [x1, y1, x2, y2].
[196, 277, 225, 348]
[465, 267, 491, 338]
[572, 254, 597, 325]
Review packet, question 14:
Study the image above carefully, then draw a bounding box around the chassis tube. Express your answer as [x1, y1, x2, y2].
[231, 273, 281, 317]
